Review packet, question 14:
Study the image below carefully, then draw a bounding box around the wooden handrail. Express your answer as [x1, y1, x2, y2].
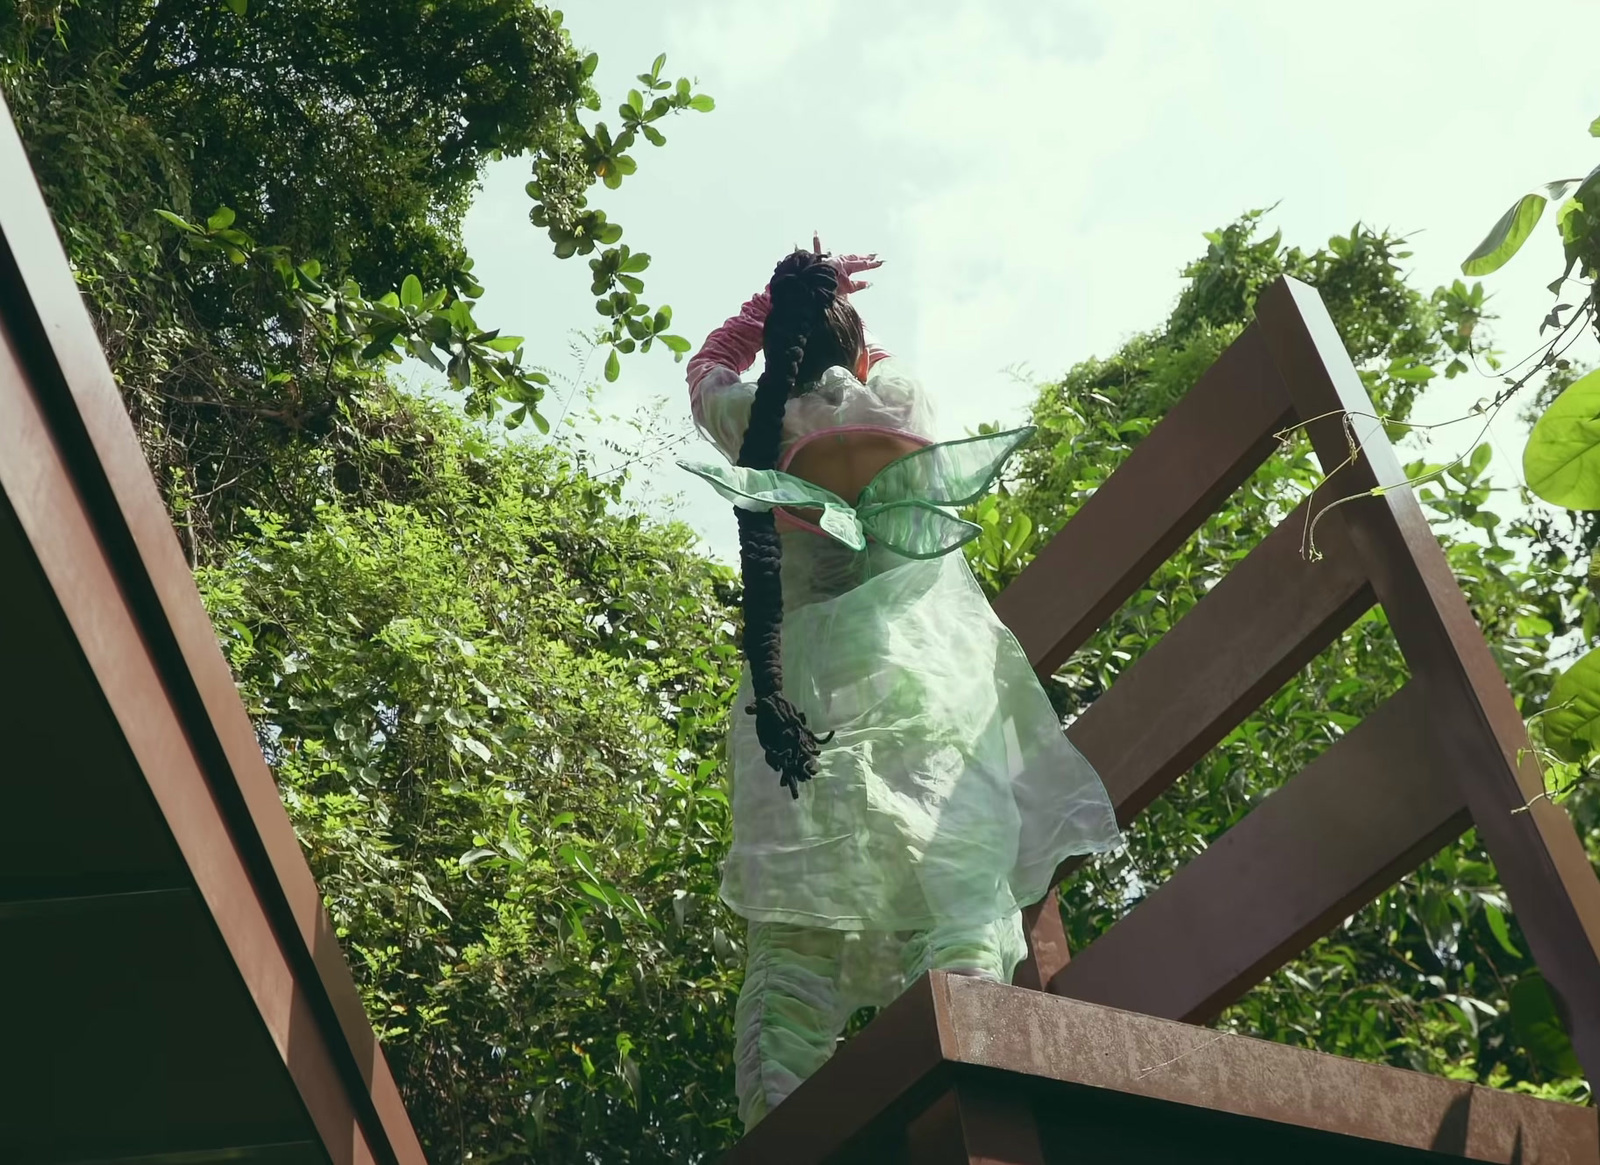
[1000, 275, 1600, 1084]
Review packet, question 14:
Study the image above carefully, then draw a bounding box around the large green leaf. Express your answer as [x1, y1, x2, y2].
[1523, 369, 1600, 508]
[1461, 192, 1546, 276]
[1509, 974, 1583, 1078]
[1542, 645, 1600, 761]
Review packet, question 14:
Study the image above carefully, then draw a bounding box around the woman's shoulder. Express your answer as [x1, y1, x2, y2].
[782, 361, 935, 441]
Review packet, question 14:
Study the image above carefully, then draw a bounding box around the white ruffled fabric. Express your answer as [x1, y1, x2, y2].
[691, 357, 936, 466]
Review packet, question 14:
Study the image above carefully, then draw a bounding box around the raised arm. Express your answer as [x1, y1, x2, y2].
[686, 247, 886, 461]
[687, 288, 770, 397]
[686, 287, 770, 461]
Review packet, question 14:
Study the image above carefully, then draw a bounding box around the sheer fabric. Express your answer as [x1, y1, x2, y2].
[683, 359, 1121, 933]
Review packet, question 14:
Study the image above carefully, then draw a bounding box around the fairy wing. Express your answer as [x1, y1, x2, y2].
[679, 427, 1032, 560]
[675, 459, 866, 550]
[855, 427, 1035, 558]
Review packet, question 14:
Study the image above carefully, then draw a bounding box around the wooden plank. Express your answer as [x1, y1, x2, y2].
[994, 323, 1294, 675]
[722, 973, 1599, 1163]
[1064, 498, 1372, 825]
[1011, 889, 1070, 991]
[1256, 276, 1600, 1082]
[1053, 683, 1470, 1021]
[938, 975, 1599, 1164]
[0, 94, 422, 1164]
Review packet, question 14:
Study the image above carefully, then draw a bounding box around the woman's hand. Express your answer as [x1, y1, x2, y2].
[812, 231, 882, 296]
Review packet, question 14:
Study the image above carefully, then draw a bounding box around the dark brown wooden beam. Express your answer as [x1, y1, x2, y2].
[994, 323, 1295, 676]
[1053, 683, 1470, 1020]
[0, 94, 423, 1165]
[1064, 499, 1372, 826]
[903, 1082, 1045, 1165]
[1011, 889, 1070, 991]
[725, 973, 1600, 1164]
[1256, 277, 1600, 1083]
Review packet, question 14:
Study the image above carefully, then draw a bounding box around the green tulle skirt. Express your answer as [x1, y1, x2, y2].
[720, 547, 1122, 934]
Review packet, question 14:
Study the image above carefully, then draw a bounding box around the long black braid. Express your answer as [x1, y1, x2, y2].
[736, 250, 856, 798]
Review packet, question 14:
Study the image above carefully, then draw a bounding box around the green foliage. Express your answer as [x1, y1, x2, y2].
[525, 50, 708, 371]
[1509, 974, 1584, 1079]
[153, 206, 553, 426]
[1459, 110, 1600, 841]
[3, 0, 589, 290]
[197, 403, 746, 1160]
[968, 211, 1596, 1099]
[6, 5, 746, 1159]
[1544, 644, 1600, 762]
[1524, 368, 1600, 510]
[1463, 192, 1552, 277]
[0, 0, 708, 563]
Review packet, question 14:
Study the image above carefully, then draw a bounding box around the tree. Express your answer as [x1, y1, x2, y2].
[0, 0, 706, 559]
[5, 4, 746, 1160]
[965, 211, 1595, 1099]
[198, 406, 745, 1160]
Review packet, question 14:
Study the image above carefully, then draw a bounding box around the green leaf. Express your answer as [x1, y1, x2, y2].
[1462, 441, 1492, 482]
[154, 208, 200, 234]
[1543, 646, 1600, 761]
[1461, 193, 1546, 276]
[1523, 368, 1600, 508]
[223, 0, 247, 13]
[688, 94, 715, 113]
[651, 51, 667, 78]
[1509, 974, 1583, 1078]
[207, 206, 237, 231]
[483, 335, 524, 353]
[604, 348, 620, 382]
[1483, 901, 1522, 958]
[400, 274, 424, 309]
[582, 52, 599, 77]
[1590, 114, 1600, 137]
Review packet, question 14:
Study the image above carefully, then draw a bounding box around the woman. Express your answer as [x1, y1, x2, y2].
[680, 241, 1121, 1128]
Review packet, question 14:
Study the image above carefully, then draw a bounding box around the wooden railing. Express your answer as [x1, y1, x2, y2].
[998, 278, 1600, 1081]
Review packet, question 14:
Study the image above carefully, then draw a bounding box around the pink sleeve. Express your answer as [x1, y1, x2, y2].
[687, 289, 770, 403]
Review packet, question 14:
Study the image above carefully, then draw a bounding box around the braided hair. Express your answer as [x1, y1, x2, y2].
[737, 250, 865, 798]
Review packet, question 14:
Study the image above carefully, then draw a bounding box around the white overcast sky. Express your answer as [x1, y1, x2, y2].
[460, 1, 1600, 562]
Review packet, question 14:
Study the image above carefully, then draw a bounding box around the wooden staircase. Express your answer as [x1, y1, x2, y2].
[725, 277, 1600, 1160]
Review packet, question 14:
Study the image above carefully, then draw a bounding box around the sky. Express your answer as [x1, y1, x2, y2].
[459, 1, 1600, 563]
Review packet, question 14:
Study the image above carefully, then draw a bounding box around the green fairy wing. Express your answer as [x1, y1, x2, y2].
[854, 427, 1035, 558]
[676, 459, 866, 550]
[679, 427, 1032, 560]
[859, 427, 1035, 507]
